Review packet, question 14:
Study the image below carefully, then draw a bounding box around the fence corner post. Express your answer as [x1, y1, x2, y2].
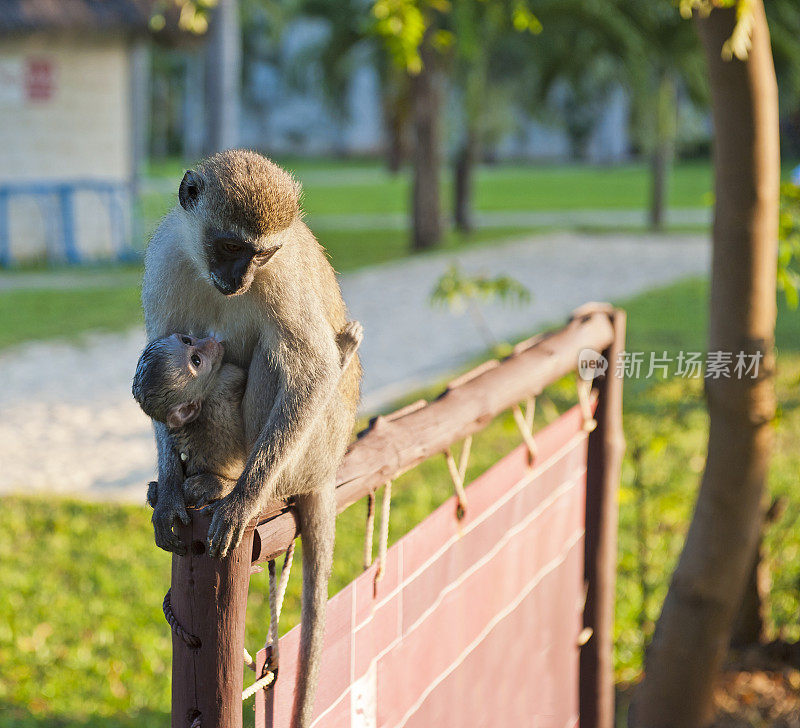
[170, 510, 255, 728]
[580, 307, 626, 728]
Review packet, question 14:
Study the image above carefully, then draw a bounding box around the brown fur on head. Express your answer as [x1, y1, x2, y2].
[178, 150, 303, 296]
[183, 149, 301, 237]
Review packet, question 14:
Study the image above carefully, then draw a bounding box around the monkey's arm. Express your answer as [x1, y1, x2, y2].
[207, 332, 342, 557]
[151, 421, 191, 555]
[141, 254, 195, 555]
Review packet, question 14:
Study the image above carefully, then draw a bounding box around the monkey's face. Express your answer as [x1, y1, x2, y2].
[177, 153, 299, 297]
[161, 334, 225, 428]
[203, 229, 282, 297]
[168, 333, 225, 388]
[133, 334, 225, 428]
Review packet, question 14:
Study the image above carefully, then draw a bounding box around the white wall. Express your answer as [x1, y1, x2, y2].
[0, 35, 133, 262]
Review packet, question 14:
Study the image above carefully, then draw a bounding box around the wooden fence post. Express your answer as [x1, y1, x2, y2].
[580, 306, 626, 728]
[170, 509, 255, 728]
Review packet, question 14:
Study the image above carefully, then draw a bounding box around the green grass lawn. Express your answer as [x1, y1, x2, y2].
[135, 159, 718, 276]
[2, 279, 800, 726]
[143, 158, 715, 223]
[0, 286, 144, 350]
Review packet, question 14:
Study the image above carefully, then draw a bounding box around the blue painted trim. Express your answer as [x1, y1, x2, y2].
[107, 188, 126, 256]
[57, 185, 80, 264]
[0, 180, 129, 195]
[0, 189, 9, 267]
[0, 179, 133, 266]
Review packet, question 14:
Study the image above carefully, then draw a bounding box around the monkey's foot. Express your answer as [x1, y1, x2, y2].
[183, 473, 235, 508]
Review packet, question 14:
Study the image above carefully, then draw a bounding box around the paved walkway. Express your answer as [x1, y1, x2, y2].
[308, 207, 710, 231]
[0, 231, 709, 501]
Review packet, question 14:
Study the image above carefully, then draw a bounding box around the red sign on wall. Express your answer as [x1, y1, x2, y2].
[25, 59, 54, 101]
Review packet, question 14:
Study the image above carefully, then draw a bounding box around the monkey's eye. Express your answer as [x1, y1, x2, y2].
[191, 354, 202, 368]
[181, 336, 192, 345]
[222, 242, 244, 255]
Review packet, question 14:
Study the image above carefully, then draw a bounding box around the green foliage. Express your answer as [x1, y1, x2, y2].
[370, 0, 540, 73]
[778, 183, 800, 309]
[430, 262, 530, 313]
[430, 262, 530, 350]
[150, 0, 216, 34]
[678, 0, 752, 60]
[370, 0, 437, 73]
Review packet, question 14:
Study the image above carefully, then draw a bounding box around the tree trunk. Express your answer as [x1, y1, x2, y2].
[409, 27, 442, 251]
[383, 78, 408, 174]
[183, 51, 206, 160]
[152, 71, 170, 159]
[454, 128, 478, 233]
[386, 108, 405, 174]
[629, 3, 779, 727]
[650, 146, 668, 230]
[204, 0, 241, 154]
[730, 497, 785, 647]
[649, 72, 677, 231]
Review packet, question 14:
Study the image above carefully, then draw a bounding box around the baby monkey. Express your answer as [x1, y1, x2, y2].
[134, 321, 363, 515]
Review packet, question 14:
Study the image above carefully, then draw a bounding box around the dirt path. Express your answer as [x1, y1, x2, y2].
[0, 231, 709, 501]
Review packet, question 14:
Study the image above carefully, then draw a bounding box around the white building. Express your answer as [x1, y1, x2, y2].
[0, 0, 170, 265]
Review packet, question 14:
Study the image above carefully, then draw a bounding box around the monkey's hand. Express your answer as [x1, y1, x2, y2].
[146, 481, 158, 508]
[206, 489, 259, 558]
[183, 473, 236, 509]
[151, 487, 191, 556]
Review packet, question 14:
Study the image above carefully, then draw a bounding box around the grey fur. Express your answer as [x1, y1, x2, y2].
[135, 324, 363, 509]
[140, 150, 362, 728]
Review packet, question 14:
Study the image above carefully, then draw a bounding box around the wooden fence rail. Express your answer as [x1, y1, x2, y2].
[168, 303, 625, 728]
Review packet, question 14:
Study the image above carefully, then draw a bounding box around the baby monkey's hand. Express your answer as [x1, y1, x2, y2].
[151, 484, 190, 556]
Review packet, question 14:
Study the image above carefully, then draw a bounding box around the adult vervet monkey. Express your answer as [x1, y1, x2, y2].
[141, 149, 362, 728]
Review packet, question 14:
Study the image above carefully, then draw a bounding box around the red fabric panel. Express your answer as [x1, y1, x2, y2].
[256, 404, 588, 728]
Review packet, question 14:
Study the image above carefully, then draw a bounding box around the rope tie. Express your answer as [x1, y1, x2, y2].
[272, 542, 294, 642]
[512, 396, 537, 464]
[243, 647, 256, 672]
[374, 481, 392, 587]
[363, 490, 376, 570]
[162, 589, 201, 649]
[188, 711, 202, 728]
[242, 669, 276, 700]
[242, 542, 295, 701]
[444, 435, 471, 519]
[577, 378, 597, 432]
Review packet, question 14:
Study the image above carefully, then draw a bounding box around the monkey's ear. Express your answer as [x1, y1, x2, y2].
[179, 170, 205, 211]
[166, 401, 201, 428]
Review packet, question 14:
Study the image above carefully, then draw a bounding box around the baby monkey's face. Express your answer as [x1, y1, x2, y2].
[167, 333, 225, 384]
[133, 333, 226, 429]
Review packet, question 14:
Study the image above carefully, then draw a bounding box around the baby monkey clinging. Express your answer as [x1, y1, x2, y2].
[133, 322, 363, 511]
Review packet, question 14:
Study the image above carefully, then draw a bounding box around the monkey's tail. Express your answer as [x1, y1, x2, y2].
[291, 486, 336, 728]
